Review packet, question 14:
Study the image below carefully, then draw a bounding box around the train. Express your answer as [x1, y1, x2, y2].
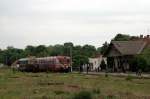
[12, 56, 71, 72]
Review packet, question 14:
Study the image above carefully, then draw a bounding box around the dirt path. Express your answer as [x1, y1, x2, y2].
[81, 72, 150, 79]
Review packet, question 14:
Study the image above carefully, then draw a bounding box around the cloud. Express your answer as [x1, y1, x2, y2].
[0, 0, 150, 49]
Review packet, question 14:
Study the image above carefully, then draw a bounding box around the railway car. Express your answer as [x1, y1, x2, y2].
[12, 56, 71, 72]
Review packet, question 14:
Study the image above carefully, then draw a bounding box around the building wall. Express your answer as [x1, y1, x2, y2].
[107, 45, 121, 57]
[107, 55, 134, 72]
[89, 56, 107, 71]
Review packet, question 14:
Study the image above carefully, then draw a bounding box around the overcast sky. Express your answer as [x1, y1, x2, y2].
[0, 0, 150, 49]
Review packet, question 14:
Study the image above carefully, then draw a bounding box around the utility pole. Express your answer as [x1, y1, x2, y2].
[70, 47, 73, 72]
[5, 55, 7, 66]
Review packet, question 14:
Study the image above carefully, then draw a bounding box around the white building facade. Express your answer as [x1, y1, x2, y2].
[88, 55, 107, 71]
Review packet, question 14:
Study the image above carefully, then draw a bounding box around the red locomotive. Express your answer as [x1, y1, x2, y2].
[12, 56, 71, 72]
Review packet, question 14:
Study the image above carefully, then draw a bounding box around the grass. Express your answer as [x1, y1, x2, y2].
[0, 68, 150, 99]
[72, 90, 92, 99]
[125, 74, 133, 81]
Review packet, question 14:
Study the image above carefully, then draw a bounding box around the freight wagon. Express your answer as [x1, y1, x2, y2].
[12, 56, 71, 72]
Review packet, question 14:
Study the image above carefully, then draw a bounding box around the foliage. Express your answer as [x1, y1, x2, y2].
[139, 48, 150, 66]
[0, 33, 149, 71]
[130, 48, 150, 72]
[99, 42, 109, 55]
[0, 33, 131, 66]
[54, 90, 67, 95]
[64, 42, 74, 48]
[25, 45, 36, 56]
[0, 47, 25, 65]
[0, 68, 150, 98]
[49, 44, 64, 56]
[100, 59, 106, 70]
[64, 42, 73, 56]
[125, 75, 133, 81]
[72, 90, 92, 99]
[0, 42, 98, 67]
[82, 45, 96, 57]
[112, 33, 131, 41]
[92, 88, 101, 94]
[35, 45, 48, 57]
[73, 55, 89, 67]
[111, 33, 150, 72]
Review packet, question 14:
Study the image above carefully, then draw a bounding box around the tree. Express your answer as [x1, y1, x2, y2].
[82, 45, 96, 57]
[73, 55, 89, 67]
[112, 33, 131, 41]
[0, 50, 5, 64]
[25, 45, 36, 56]
[73, 45, 82, 55]
[50, 44, 64, 56]
[35, 45, 48, 57]
[64, 42, 73, 56]
[97, 47, 101, 54]
[140, 48, 150, 66]
[100, 59, 106, 70]
[1, 47, 24, 65]
[47, 45, 54, 56]
[100, 42, 109, 55]
[130, 48, 150, 72]
[64, 42, 74, 48]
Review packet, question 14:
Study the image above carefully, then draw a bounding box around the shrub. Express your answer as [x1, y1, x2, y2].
[92, 88, 101, 94]
[54, 90, 66, 95]
[130, 48, 150, 72]
[125, 75, 133, 81]
[72, 90, 92, 99]
[105, 94, 117, 99]
[105, 73, 108, 77]
[42, 95, 50, 99]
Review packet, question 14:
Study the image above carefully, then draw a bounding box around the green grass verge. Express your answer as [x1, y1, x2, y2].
[0, 68, 150, 99]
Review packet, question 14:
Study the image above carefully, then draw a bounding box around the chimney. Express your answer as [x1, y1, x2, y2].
[140, 35, 143, 38]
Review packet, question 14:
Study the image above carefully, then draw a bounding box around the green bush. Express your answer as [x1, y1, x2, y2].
[92, 88, 101, 94]
[129, 48, 150, 72]
[54, 90, 66, 95]
[72, 90, 92, 99]
[42, 95, 50, 99]
[105, 73, 108, 77]
[125, 75, 133, 81]
[105, 95, 117, 99]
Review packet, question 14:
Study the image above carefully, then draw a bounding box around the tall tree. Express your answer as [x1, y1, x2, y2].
[73, 55, 89, 67]
[64, 42, 74, 48]
[64, 42, 73, 56]
[35, 45, 48, 57]
[50, 44, 64, 56]
[100, 42, 109, 55]
[112, 33, 131, 41]
[2, 46, 24, 65]
[25, 45, 36, 56]
[82, 45, 96, 57]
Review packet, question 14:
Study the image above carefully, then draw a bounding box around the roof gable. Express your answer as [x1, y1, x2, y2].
[105, 40, 147, 57]
[107, 44, 122, 57]
[111, 41, 146, 55]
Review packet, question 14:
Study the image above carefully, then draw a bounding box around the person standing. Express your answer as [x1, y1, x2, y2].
[87, 64, 89, 74]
